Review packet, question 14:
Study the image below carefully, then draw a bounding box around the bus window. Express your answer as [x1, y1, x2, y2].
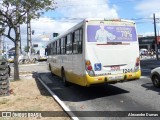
[73, 29, 83, 54]
[73, 30, 78, 54]
[50, 43, 53, 55]
[61, 38, 66, 54]
[79, 29, 83, 53]
[57, 40, 61, 54]
[66, 34, 72, 54]
[53, 42, 57, 55]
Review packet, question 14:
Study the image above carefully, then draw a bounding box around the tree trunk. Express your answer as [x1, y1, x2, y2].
[14, 29, 20, 80]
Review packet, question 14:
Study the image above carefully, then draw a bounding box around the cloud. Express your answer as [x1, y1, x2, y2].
[4, 14, 76, 49]
[4, 0, 119, 50]
[31, 18, 74, 34]
[55, 0, 118, 18]
[135, 0, 160, 16]
[19, 17, 76, 46]
[19, 0, 119, 45]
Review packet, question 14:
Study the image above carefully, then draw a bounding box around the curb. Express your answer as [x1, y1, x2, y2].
[37, 76, 79, 120]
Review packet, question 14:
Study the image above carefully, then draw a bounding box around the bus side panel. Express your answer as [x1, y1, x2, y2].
[50, 56, 61, 77]
[70, 54, 85, 86]
[61, 54, 73, 80]
[58, 54, 85, 86]
[65, 24, 86, 86]
[65, 72, 87, 86]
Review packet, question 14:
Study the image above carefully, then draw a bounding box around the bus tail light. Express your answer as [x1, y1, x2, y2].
[86, 60, 91, 66]
[87, 66, 92, 71]
[85, 60, 95, 76]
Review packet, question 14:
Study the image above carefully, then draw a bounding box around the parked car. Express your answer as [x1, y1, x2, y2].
[140, 48, 148, 55]
[150, 67, 160, 88]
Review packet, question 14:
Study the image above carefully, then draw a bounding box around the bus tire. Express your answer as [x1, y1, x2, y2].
[61, 69, 69, 87]
[49, 64, 52, 71]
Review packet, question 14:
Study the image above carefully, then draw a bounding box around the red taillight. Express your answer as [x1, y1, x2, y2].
[87, 66, 92, 71]
[85, 60, 95, 76]
[136, 62, 139, 66]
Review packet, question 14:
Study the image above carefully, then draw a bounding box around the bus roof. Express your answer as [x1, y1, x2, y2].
[85, 18, 135, 23]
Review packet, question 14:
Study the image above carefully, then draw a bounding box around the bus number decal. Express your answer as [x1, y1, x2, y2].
[123, 68, 133, 73]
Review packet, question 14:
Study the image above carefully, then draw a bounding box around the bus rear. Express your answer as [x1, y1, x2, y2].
[84, 19, 141, 86]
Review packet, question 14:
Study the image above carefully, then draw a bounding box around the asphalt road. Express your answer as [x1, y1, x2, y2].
[35, 60, 160, 120]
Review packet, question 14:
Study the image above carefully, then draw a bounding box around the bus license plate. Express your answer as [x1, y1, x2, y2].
[108, 75, 124, 81]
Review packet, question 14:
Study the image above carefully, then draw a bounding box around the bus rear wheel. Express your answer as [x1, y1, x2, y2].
[61, 69, 69, 87]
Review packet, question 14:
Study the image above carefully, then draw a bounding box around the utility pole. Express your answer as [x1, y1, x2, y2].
[153, 13, 159, 60]
[27, 12, 32, 59]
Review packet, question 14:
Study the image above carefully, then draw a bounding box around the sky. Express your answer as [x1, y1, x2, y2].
[3, 0, 160, 49]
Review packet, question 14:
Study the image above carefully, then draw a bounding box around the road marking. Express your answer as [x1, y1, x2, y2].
[37, 75, 79, 120]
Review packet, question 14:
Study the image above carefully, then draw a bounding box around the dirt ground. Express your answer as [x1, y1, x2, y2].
[0, 64, 71, 120]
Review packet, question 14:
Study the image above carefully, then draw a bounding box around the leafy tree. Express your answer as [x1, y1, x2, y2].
[0, 0, 56, 80]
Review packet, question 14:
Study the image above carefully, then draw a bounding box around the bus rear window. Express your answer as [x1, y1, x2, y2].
[87, 21, 137, 43]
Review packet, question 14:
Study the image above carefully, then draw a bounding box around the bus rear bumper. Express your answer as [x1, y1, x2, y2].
[85, 70, 141, 86]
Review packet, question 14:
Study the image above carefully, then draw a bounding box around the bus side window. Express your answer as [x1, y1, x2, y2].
[66, 34, 72, 54]
[73, 29, 82, 54]
[64, 36, 67, 54]
[73, 30, 78, 54]
[79, 29, 83, 53]
[57, 40, 61, 54]
[72, 32, 74, 53]
[53, 42, 57, 55]
[50, 43, 53, 55]
[61, 38, 63, 54]
[61, 37, 66, 54]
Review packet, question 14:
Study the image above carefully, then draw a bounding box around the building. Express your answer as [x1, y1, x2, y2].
[138, 36, 160, 50]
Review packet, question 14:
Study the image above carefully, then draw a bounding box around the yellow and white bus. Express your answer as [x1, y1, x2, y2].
[47, 18, 141, 87]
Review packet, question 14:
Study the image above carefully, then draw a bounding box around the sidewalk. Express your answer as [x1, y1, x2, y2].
[1, 63, 71, 120]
